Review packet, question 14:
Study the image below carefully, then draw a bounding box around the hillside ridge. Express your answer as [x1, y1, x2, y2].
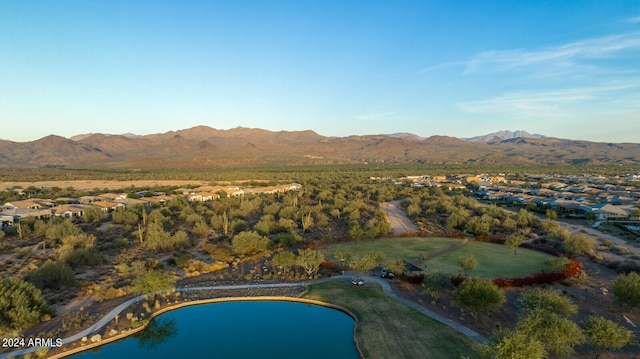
[1, 127, 638, 168]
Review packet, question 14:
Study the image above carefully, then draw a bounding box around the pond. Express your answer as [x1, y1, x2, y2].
[70, 301, 360, 359]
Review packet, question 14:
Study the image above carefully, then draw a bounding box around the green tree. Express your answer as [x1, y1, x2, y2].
[464, 215, 495, 236]
[348, 224, 367, 243]
[515, 209, 536, 228]
[255, 214, 277, 235]
[455, 278, 505, 322]
[132, 269, 176, 295]
[83, 206, 105, 223]
[520, 288, 578, 317]
[501, 217, 517, 231]
[546, 256, 570, 272]
[333, 250, 352, 270]
[612, 271, 640, 312]
[422, 271, 452, 303]
[563, 233, 595, 255]
[446, 212, 467, 231]
[45, 218, 82, 242]
[479, 329, 547, 359]
[272, 251, 297, 276]
[545, 209, 558, 220]
[365, 251, 386, 268]
[457, 254, 477, 276]
[231, 231, 269, 256]
[582, 315, 634, 359]
[296, 249, 325, 278]
[193, 220, 211, 239]
[517, 310, 584, 356]
[349, 256, 376, 276]
[0, 277, 53, 331]
[384, 258, 406, 278]
[505, 232, 526, 255]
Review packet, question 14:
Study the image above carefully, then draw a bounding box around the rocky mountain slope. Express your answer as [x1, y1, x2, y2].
[1, 127, 638, 168]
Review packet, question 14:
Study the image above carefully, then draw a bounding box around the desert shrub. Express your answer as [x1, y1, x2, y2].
[276, 232, 303, 247]
[143, 225, 191, 252]
[44, 218, 82, 242]
[231, 231, 269, 256]
[0, 238, 11, 253]
[62, 247, 105, 268]
[520, 288, 578, 317]
[115, 237, 129, 248]
[132, 270, 176, 295]
[29, 261, 76, 289]
[563, 234, 595, 255]
[175, 254, 190, 269]
[612, 271, 640, 311]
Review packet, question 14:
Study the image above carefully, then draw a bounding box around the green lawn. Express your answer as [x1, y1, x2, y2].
[323, 236, 552, 280]
[301, 280, 479, 359]
[426, 241, 552, 279]
[323, 237, 459, 262]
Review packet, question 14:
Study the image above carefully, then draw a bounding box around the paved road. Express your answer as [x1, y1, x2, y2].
[0, 277, 486, 358]
[381, 200, 420, 234]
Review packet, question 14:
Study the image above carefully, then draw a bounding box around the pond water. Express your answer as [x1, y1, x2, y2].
[70, 301, 359, 359]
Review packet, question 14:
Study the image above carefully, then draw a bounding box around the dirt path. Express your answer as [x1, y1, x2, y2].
[411, 238, 470, 268]
[380, 200, 420, 234]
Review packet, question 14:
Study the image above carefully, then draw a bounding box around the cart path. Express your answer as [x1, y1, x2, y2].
[411, 238, 470, 268]
[380, 200, 420, 234]
[0, 277, 487, 359]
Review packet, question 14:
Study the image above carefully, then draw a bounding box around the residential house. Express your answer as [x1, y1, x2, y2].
[51, 204, 88, 219]
[91, 201, 124, 212]
[98, 193, 127, 201]
[583, 204, 633, 221]
[4, 198, 54, 210]
[186, 192, 220, 202]
[0, 206, 52, 221]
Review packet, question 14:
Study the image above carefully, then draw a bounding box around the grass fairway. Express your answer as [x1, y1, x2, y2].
[324, 236, 552, 280]
[323, 237, 459, 262]
[301, 280, 479, 359]
[426, 241, 552, 279]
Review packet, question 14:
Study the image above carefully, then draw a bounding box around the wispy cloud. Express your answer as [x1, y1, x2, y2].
[626, 16, 640, 23]
[462, 32, 640, 74]
[459, 80, 640, 114]
[418, 61, 466, 74]
[356, 111, 396, 121]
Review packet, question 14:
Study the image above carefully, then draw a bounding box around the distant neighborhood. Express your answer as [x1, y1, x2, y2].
[376, 172, 640, 223]
[0, 183, 302, 228]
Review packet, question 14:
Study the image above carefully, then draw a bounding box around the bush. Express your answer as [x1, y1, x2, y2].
[132, 270, 176, 295]
[115, 237, 129, 248]
[493, 258, 580, 288]
[29, 261, 76, 289]
[0, 277, 53, 331]
[62, 247, 105, 268]
[612, 271, 640, 311]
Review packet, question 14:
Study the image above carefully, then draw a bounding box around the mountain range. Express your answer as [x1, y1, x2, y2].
[1, 127, 638, 168]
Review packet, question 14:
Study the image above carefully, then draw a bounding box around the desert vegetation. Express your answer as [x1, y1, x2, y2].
[1, 166, 639, 358]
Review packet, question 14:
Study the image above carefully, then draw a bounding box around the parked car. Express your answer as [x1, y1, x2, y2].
[381, 269, 395, 279]
[351, 277, 364, 286]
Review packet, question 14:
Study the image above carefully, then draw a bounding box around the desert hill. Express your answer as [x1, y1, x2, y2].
[1, 127, 639, 168]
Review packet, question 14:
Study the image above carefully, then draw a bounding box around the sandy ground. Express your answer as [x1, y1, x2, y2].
[381, 200, 420, 234]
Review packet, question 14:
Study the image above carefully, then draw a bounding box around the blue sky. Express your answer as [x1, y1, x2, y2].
[1, 1, 639, 142]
